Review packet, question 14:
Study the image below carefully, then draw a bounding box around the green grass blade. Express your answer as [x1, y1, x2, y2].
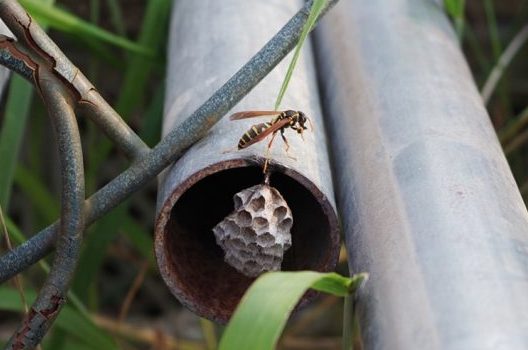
[121, 215, 155, 265]
[45, 338, 103, 350]
[444, 0, 466, 40]
[5, 215, 94, 321]
[482, 0, 511, 113]
[342, 294, 354, 350]
[0, 0, 58, 211]
[90, 0, 100, 24]
[72, 202, 154, 302]
[500, 105, 528, 145]
[219, 271, 367, 350]
[106, 0, 126, 37]
[115, 0, 171, 117]
[274, 0, 326, 110]
[484, 0, 502, 59]
[464, 24, 492, 79]
[46, 328, 69, 350]
[138, 86, 164, 146]
[0, 287, 118, 349]
[29, 12, 122, 66]
[200, 318, 217, 350]
[14, 165, 60, 223]
[481, 24, 528, 104]
[19, 0, 154, 57]
[72, 207, 123, 302]
[0, 77, 34, 210]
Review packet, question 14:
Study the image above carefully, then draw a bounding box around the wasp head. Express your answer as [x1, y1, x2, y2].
[296, 111, 311, 134]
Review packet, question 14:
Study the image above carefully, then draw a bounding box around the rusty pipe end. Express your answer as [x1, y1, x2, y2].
[154, 158, 340, 323]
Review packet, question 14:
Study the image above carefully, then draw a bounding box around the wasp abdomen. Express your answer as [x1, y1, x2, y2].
[238, 122, 272, 149]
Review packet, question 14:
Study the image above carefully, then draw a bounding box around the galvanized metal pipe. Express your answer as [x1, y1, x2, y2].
[155, 0, 339, 323]
[315, 1, 528, 349]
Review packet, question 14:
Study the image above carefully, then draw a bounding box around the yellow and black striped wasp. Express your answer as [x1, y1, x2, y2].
[229, 110, 312, 172]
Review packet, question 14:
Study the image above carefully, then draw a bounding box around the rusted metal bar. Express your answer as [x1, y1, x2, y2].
[155, 0, 339, 323]
[5, 75, 84, 349]
[0, 38, 32, 80]
[315, 1, 528, 349]
[0, 0, 340, 283]
[0, 20, 11, 92]
[0, 0, 149, 160]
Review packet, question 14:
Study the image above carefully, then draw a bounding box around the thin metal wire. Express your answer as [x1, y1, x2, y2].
[0, 0, 340, 347]
[5, 75, 85, 349]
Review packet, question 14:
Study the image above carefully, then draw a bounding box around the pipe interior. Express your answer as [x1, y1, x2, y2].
[162, 165, 332, 321]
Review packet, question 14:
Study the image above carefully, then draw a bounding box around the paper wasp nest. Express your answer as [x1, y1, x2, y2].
[213, 184, 293, 277]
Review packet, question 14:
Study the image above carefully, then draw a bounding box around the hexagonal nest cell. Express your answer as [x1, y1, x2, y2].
[213, 184, 293, 277]
[155, 162, 339, 323]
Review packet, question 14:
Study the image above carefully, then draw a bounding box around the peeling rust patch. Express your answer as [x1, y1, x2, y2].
[39, 294, 65, 318]
[0, 34, 38, 78]
[12, 309, 36, 350]
[10, 284, 66, 349]
[15, 13, 56, 70]
[8, 12, 88, 103]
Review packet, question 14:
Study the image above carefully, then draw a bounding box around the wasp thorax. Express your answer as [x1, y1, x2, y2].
[212, 184, 293, 277]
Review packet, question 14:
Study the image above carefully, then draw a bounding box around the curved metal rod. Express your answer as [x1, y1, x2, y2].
[0, 0, 340, 283]
[0, 36, 33, 79]
[0, 0, 149, 160]
[5, 75, 85, 349]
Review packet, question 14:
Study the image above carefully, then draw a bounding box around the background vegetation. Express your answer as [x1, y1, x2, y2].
[0, 0, 526, 349]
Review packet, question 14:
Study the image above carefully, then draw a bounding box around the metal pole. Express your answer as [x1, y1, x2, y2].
[155, 0, 339, 323]
[315, 1, 528, 349]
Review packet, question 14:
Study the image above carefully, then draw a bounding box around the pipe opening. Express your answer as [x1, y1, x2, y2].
[157, 164, 335, 322]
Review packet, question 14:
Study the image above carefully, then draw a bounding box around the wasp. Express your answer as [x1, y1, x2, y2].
[229, 110, 312, 173]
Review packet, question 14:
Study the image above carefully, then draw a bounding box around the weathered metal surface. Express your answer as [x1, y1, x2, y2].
[0, 0, 340, 284]
[0, 20, 12, 92]
[315, 1, 528, 349]
[0, 0, 149, 160]
[6, 77, 84, 350]
[155, 0, 339, 323]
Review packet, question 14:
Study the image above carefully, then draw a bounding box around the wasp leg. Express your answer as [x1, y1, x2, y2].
[280, 129, 297, 160]
[290, 125, 305, 141]
[267, 131, 278, 149]
[280, 128, 290, 152]
[265, 131, 278, 162]
[263, 158, 270, 174]
[263, 131, 278, 174]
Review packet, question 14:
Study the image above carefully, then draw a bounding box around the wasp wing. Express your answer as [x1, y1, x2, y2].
[240, 118, 291, 149]
[229, 110, 282, 120]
